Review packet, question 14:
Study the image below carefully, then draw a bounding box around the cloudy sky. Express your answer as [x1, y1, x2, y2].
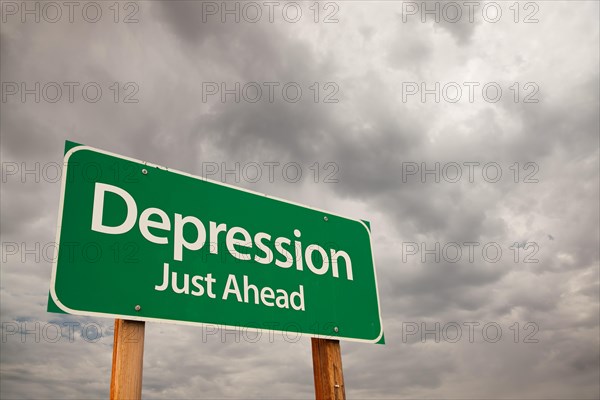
[1, 0, 599, 398]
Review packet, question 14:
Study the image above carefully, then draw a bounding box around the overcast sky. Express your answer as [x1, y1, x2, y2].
[1, 1, 599, 399]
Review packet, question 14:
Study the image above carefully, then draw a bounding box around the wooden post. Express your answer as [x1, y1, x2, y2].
[110, 319, 145, 400]
[311, 338, 346, 400]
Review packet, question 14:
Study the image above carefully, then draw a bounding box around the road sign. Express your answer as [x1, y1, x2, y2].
[49, 141, 384, 343]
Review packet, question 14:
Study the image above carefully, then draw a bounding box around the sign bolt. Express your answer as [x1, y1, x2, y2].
[324, 216, 328, 222]
[334, 326, 339, 333]
[142, 169, 148, 175]
[135, 305, 141, 311]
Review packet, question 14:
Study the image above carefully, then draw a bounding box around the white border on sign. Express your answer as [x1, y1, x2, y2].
[50, 144, 384, 344]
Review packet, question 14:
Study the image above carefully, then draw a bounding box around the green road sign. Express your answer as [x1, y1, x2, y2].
[49, 141, 384, 343]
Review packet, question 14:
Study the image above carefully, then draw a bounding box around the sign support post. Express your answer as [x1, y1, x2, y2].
[110, 319, 146, 400]
[311, 338, 346, 400]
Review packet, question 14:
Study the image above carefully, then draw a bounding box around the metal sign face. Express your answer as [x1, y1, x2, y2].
[49, 142, 384, 343]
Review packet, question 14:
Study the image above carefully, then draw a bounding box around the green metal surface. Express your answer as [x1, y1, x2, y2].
[49, 142, 383, 343]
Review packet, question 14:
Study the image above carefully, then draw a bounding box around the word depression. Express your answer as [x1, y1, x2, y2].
[91, 182, 354, 311]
